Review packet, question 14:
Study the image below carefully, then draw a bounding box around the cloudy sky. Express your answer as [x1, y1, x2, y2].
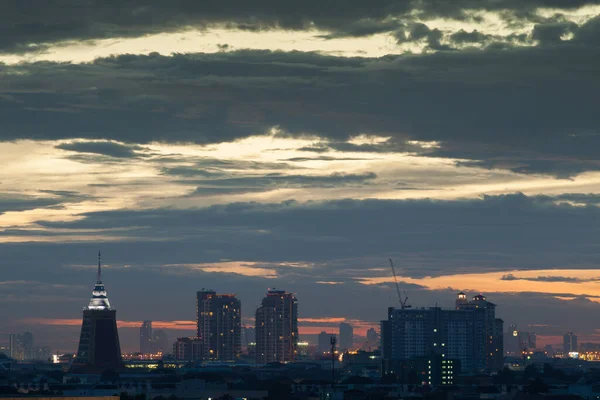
[2, 0, 600, 353]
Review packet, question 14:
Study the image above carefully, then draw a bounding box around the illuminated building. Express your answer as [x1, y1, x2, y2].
[255, 289, 298, 364]
[196, 290, 241, 362]
[153, 330, 169, 355]
[455, 291, 468, 309]
[382, 292, 503, 376]
[456, 293, 504, 371]
[72, 252, 123, 372]
[563, 332, 578, 354]
[140, 320, 153, 355]
[173, 337, 203, 361]
[8, 332, 33, 360]
[339, 323, 354, 351]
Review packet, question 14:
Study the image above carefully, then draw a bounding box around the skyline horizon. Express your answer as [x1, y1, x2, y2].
[1, 258, 590, 354]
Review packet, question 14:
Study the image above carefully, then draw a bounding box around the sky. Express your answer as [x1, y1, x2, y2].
[2, 0, 600, 353]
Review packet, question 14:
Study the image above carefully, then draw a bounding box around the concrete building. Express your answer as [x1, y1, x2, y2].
[173, 337, 203, 361]
[456, 293, 504, 371]
[318, 331, 331, 354]
[381, 292, 503, 376]
[241, 326, 256, 348]
[339, 322, 354, 351]
[255, 289, 298, 364]
[72, 252, 123, 373]
[8, 332, 33, 361]
[564, 332, 578, 354]
[153, 330, 169, 355]
[196, 290, 241, 362]
[139, 320, 153, 355]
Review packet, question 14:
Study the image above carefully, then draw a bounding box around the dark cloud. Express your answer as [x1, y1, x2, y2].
[178, 172, 378, 196]
[2, 21, 600, 176]
[2, 0, 597, 53]
[56, 140, 145, 158]
[500, 273, 600, 283]
[532, 19, 579, 45]
[24, 193, 600, 276]
[282, 156, 376, 162]
[0, 191, 93, 214]
[450, 29, 497, 44]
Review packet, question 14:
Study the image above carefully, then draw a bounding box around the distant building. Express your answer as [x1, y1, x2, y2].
[8, 332, 33, 361]
[366, 328, 379, 346]
[72, 252, 123, 372]
[564, 332, 578, 354]
[241, 326, 256, 348]
[519, 331, 536, 351]
[339, 323, 354, 351]
[255, 289, 298, 364]
[153, 330, 169, 355]
[318, 331, 331, 354]
[173, 337, 203, 361]
[140, 320, 153, 355]
[197, 290, 241, 362]
[505, 324, 521, 356]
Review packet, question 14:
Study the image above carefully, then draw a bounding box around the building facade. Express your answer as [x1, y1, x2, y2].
[173, 337, 203, 361]
[564, 332, 578, 354]
[255, 289, 298, 364]
[196, 290, 241, 362]
[8, 332, 33, 361]
[139, 320, 153, 355]
[318, 331, 331, 354]
[381, 292, 503, 377]
[339, 323, 354, 351]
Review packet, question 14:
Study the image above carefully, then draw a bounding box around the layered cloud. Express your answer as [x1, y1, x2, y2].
[2, 0, 600, 53]
[2, 30, 600, 176]
[3, 1, 600, 351]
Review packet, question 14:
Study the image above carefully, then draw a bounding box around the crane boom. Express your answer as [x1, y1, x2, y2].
[388, 258, 403, 307]
[388, 258, 411, 309]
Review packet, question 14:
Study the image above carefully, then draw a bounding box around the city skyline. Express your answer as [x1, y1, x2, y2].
[2, 253, 591, 355]
[3, 1, 600, 355]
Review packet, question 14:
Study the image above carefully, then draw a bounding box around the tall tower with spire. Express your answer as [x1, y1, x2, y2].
[72, 252, 123, 372]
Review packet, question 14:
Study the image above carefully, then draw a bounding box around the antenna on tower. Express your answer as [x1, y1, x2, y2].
[330, 336, 337, 387]
[97, 250, 102, 283]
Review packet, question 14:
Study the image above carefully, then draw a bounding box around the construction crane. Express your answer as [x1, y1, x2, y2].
[388, 258, 411, 309]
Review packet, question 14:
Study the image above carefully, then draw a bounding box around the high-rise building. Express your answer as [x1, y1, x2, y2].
[140, 320, 153, 355]
[72, 252, 123, 372]
[255, 289, 298, 364]
[318, 331, 331, 354]
[455, 292, 468, 309]
[564, 332, 578, 354]
[197, 290, 241, 362]
[153, 330, 169, 355]
[339, 323, 354, 351]
[173, 337, 203, 361]
[8, 332, 34, 361]
[382, 292, 503, 376]
[456, 293, 503, 371]
[241, 326, 256, 348]
[505, 324, 521, 356]
[367, 328, 378, 344]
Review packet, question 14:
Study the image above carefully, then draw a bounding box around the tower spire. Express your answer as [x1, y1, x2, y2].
[88, 251, 111, 310]
[97, 250, 102, 283]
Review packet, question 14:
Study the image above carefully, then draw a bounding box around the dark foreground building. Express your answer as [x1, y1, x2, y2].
[72, 252, 123, 372]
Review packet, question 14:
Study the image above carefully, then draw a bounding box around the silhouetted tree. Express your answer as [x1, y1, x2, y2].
[525, 377, 549, 394]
